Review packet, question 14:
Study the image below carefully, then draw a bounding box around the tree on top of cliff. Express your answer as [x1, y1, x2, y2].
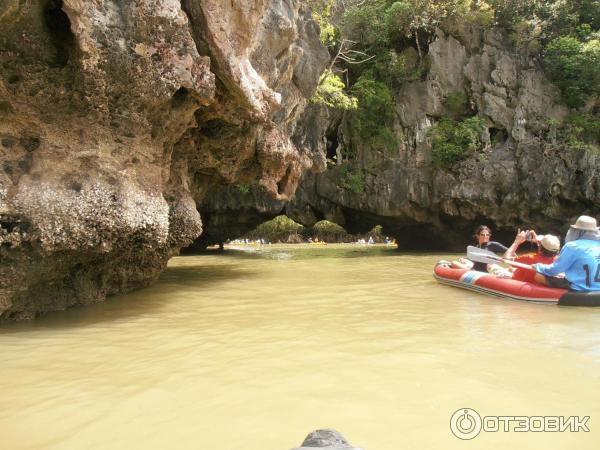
[343, 0, 472, 69]
[309, 0, 339, 45]
[309, 1, 364, 110]
[314, 0, 599, 161]
[544, 36, 600, 107]
[490, 0, 599, 144]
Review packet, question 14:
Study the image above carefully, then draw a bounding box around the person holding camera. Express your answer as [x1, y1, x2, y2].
[504, 229, 561, 283]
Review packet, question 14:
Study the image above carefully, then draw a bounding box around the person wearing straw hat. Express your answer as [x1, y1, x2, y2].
[502, 229, 561, 283]
[564, 215, 600, 243]
[533, 216, 600, 291]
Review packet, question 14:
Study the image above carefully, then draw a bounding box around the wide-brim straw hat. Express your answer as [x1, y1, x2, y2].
[570, 215, 599, 232]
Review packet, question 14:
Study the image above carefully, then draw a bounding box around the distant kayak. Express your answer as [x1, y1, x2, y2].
[434, 262, 600, 306]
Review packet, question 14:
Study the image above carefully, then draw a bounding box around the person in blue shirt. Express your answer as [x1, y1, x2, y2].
[534, 216, 600, 291]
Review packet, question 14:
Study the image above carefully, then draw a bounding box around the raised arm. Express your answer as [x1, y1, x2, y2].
[504, 229, 528, 259]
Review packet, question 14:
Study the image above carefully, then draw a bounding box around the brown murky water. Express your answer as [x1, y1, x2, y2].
[1, 244, 600, 450]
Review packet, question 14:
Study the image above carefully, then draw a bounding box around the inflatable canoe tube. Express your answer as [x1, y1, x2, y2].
[434, 262, 600, 306]
[559, 291, 600, 307]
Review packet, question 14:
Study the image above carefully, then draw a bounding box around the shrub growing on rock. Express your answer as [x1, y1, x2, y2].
[245, 215, 304, 242]
[312, 70, 358, 110]
[544, 36, 600, 107]
[561, 112, 600, 151]
[308, 0, 338, 46]
[348, 76, 397, 154]
[428, 116, 486, 169]
[445, 91, 470, 118]
[337, 162, 366, 194]
[312, 220, 349, 242]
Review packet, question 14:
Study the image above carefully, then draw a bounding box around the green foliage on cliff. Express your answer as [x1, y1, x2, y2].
[342, 0, 472, 86]
[235, 184, 251, 194]
[491, 1, 600, 150]
[341, 0, 600, 110]
[314, 1, 482, 159]
[343, 0, 472, 52]
[560, 112, 600, 151]
[338, 162, 366, 194]
[348, 77, 397, 154]
[342, 0, 414, 85]
[308, 0, 338, 46]
[544, 37, 600, 107]
[307, 2, 359, 111]
[445, 91, 470, 119]
[428, 116, 486, 168]
[491, 0, 600, 37]
[314, 0, 600, 167]
[312, 70, 358, 110]
[362, 48, 422, 89]
[490, 0, 600, 109]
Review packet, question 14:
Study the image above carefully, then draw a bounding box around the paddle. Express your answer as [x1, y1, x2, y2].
[466, 245, 535, 271]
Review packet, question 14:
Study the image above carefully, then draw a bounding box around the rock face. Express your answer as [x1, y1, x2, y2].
[286, 26, 600, 248]
[194, 24, 599, 250]
[0, 0, 327, 320]
[3, 3, 598, 319]
[193, 102, 329, 249]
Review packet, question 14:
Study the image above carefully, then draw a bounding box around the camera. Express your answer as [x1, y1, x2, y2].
[526, 231, 534, 241]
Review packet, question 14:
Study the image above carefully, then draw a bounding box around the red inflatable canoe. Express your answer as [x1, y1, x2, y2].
[433, 262, 600, 306]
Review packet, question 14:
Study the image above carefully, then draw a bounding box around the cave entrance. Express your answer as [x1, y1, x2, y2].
[171, 87, 189, 109]
[326, 129, 339, 165]
[277, 167, 292, 197]
[199, 118, 232, 139]
[44, 0, 75, 68]
[489, 127, 507, 147]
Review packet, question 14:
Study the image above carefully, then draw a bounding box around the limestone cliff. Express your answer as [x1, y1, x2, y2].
[0, 0, 327, 320]
[289, 26, 600, 249]
[197, 25, 599, 250]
